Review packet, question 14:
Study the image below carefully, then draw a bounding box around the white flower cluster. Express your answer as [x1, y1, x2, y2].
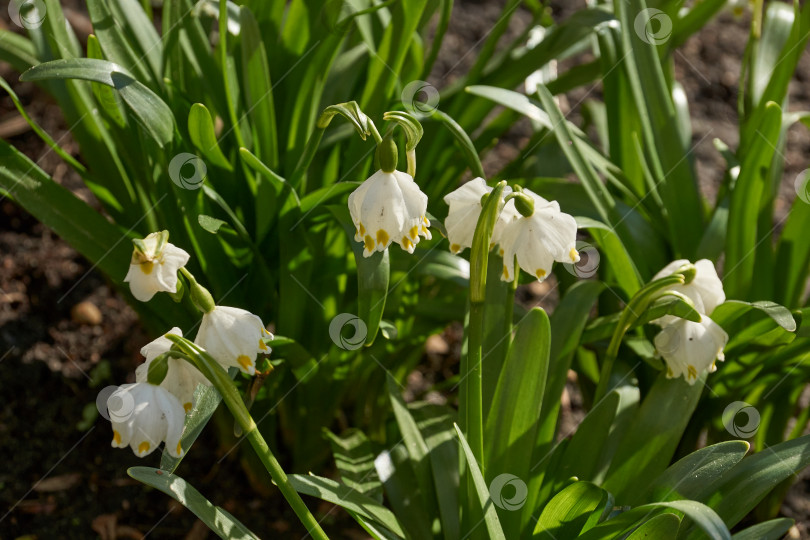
[109, 232, 272, 457]
[443, 178, 580, 282]
[651, 259, 729, 385]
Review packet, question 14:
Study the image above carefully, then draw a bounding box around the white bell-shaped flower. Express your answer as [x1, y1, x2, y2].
[107, 382, 186, 457]
[498, 189, 579, 282]
[651, 259, 725, 326]
[134, 327, 211, 413]
[124, 231, 190, 302]
[348, 169, 431, 257]
[195, 306, 272, 375]
[443, 178, 520, 255]
[654, 316, 729, 385]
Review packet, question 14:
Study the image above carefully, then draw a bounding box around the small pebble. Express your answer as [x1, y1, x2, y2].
[71, 301, 103, 325]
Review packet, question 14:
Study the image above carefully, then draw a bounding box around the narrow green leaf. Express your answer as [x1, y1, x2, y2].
[731, 518, 794, 540]
[409, 402, 460, 540]
[128, 467, 259, 539]
[0, 30, 38, 72]
[638, 441, 749, 506]
[240, 5, 278, 168]
[775, 195, 810, 307]
[86, 35, 128, 128]
[485, 308, 550, 538]
[699, 434, 810, 530]
[533, 481, 607, 539]
[198, 214, 229, 234]
[625, 513, 680, 539]
[576, 216, 643, 296]
[0, 76, 88, 174]
[21, 59, 174, 146]
[324, 428, 383, 502]
[580, 500, 729, 540]
[615, 0, 704, 257]
[107, 0, 163, 83]
[189, 103, 233, 170]
[386, 375, 433, 506]
[288, 474, 407, 538]
[329, 206, 389, 346]
[602, 373, 705, 502]
[86, 0, 156, 85]
[160, 385, 223, 472]
[526, 280, 604, 530]
[554, 392, 620, 488]
[454, 424, 506, 540]
[725, 101, 782, 299]
[711, 300, 796, 332]
[430, 108, 485, 178]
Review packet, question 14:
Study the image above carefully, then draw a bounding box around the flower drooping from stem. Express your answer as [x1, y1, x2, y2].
[124, 231, 189, 302]
[348, 133, 431, 257]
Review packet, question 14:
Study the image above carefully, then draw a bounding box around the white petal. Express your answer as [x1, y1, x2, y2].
[497, 192, 578, 282]
[395, 171, 430, 249]
[443, 177, 489, 206]
[652, 259, 691, 281]
[124, 264, 162, 301]
[515, 223, 555, 282]
[691, 259, 725, 315]
[348, 174, 376, 239]
[141, 233, 162, 257]
[526, 195, 578, 263]
[445, 207, 480, 254]
[195, 306, 267, 374]
[161, 358, 210, 412]
[492, 199, 520, 246]
[140, 327, 182, 362]
[499, 220, 526, 282]
[360, 172, 407, 255]
[154, 244, 190, 292]
[155, 386, 186, 458]
[654, 317, 728, 384]
[651, 259, 726, 326]
[108, 383, 186, 458]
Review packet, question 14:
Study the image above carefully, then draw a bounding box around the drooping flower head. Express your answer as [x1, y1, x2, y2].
[650, 259, 725, 325]
[124, 231, 190, 302]
[107, 382, 186, 457]
[195, 306, 272, 375]
[650, 258, 728, 384]
[498, 188, 579, 282]
[443, 178, 519, 254]
[349, 170, 431, 257]
[348, 134, 431, 257]
[654, 317, 728, 384]
[134, 327, 211, 413]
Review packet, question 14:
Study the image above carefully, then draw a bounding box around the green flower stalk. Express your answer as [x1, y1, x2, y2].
[462, 180, 508, 473]
[593, 263, 699, 402]
[166, 335, 329, 540]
